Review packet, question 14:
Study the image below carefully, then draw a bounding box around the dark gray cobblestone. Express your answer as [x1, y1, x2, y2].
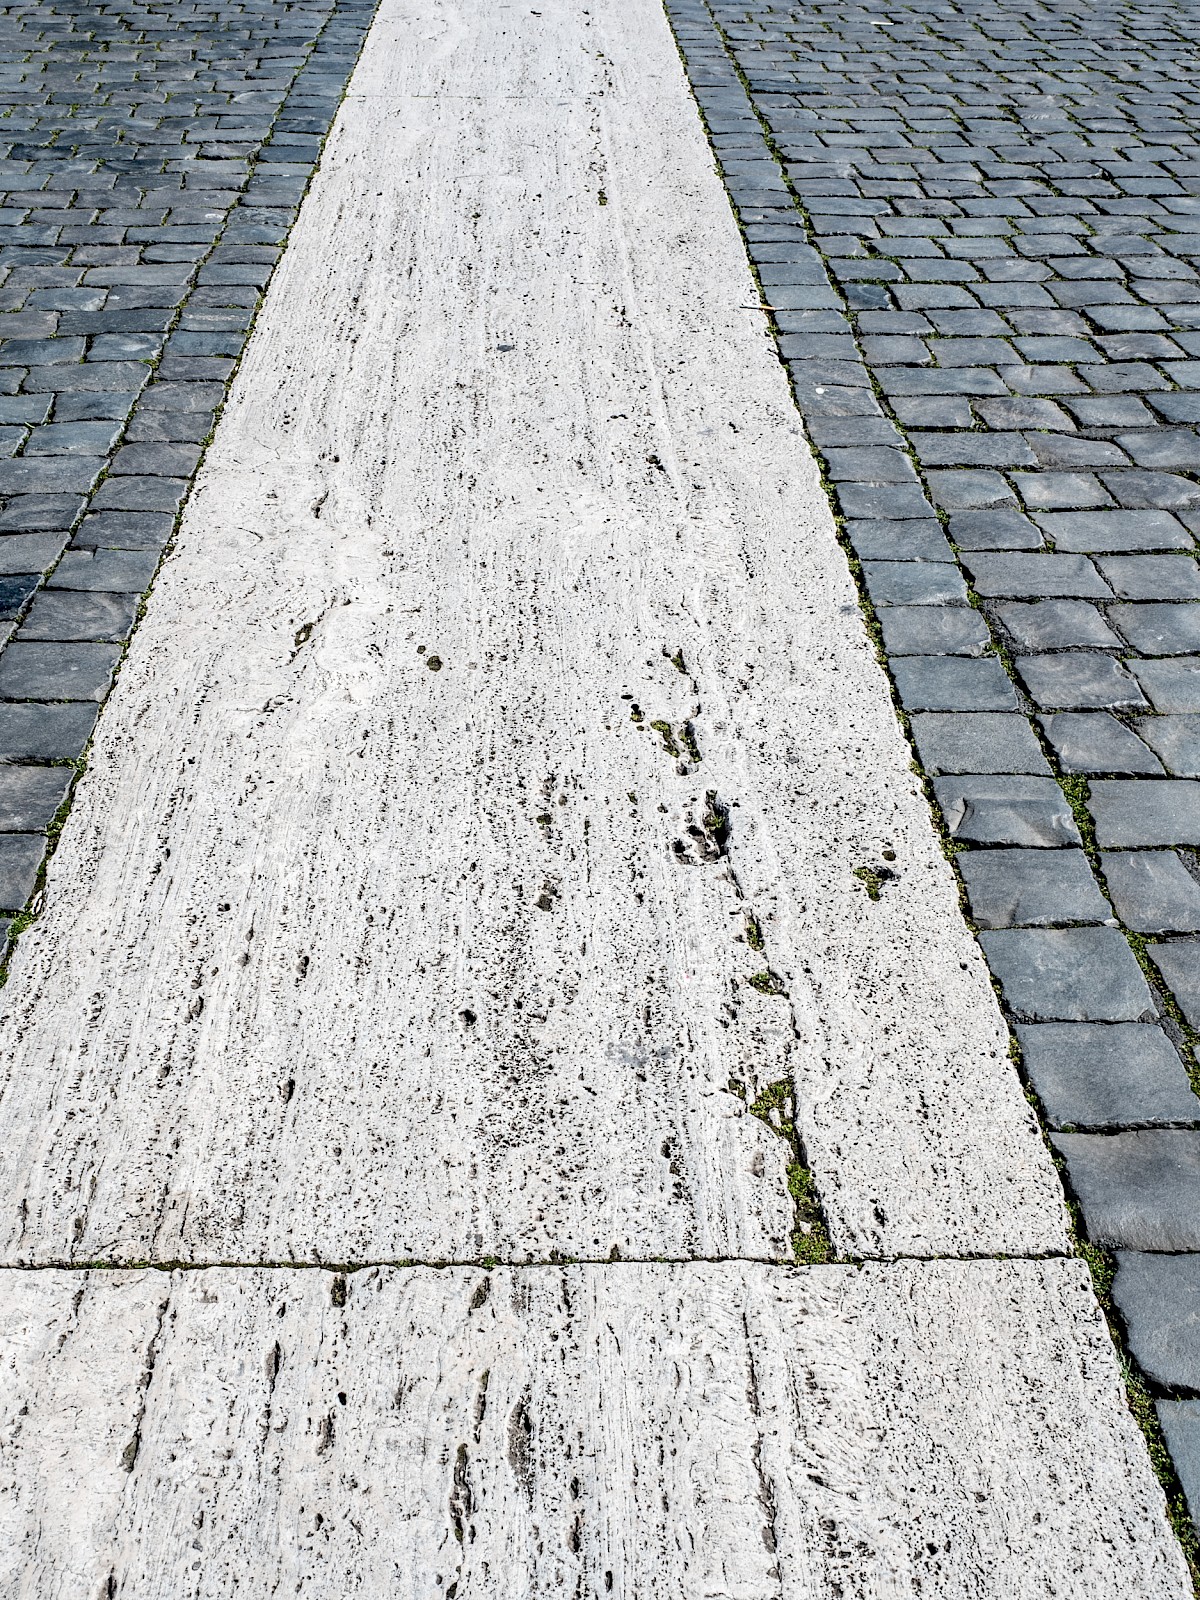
[0, 0, 377, 920]
[667, 0, 1200, 1538]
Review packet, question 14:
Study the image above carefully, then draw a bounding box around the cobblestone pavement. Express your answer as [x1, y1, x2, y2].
[0, 0, 375, 938]
[666, 0, 1200, 1546]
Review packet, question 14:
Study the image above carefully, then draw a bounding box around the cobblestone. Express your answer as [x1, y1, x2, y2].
[910, 712, 1050, 775]
[1053, 1133, 1200, 1251]
[1017, 1023, 1199, 1131]
[1102, 852, 1200, 935]
[668, 0, 1200, 1503]
[891, 654, 1017, 711]
[934, 775, 1081, 846]
[959, 848, 1109, 929]
[0, 830, 41, 908]
[1091, 780, 1200, 846]
[1151, 940, 1200, 1030]
[1158, 1403, 1200, 1537]
[1132, 658, 1200, 712]
[1139, 715, 1200, 776]
[980, 928, 1155, 1022]
[0, 763, 69, 832]
[995, 600, 1121, 652]
[1115, 1252, 1200, 1390]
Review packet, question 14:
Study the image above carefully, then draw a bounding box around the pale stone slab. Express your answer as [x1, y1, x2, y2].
[0, 0, 1065, 1263]
[0, 1261, 1187, 1597]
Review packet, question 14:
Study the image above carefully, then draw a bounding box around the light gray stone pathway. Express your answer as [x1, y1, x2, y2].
[0, 0, 1193, 1591]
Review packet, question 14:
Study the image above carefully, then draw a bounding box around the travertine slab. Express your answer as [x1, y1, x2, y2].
[0, 1260, 1186, 1597]
[0, 0, 1066, 1262]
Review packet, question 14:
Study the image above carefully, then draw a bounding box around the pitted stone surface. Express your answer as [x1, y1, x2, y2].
[0, 0, 1066, 1264]
[0, 1260, 1188, 1597]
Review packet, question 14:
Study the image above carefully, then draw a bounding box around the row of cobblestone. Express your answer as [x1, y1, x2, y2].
[0, 0, 376, 946]
[666, 0, 1200, 1552]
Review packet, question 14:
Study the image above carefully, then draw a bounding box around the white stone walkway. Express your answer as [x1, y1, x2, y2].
[0, 0, 1190, 1590]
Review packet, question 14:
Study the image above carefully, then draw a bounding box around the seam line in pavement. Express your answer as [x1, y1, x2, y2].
[0, 1248, 1080, 1272]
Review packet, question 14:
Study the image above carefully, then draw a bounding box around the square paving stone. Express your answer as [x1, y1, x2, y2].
[48, 549, 160, 592]
[1052, 1132, 1200, 1250]
[0, 536, 67, 577]
[0, 495, 86, 534]
[19, 589, 139, 642]
[1005, 367, 1089, 397]
[910, 713, 1050, 776]
[959, 848, 1109, 929]
[1091, 780, 1200, 846]
[1016, 653, 1148, 712]
[1027, 437, 1129, 472]
[974, 397, 1075, 430]
[995, 601, 1120, 651]
[1016, 1023, 1199, 1129]
[1152, 394, 1200, 423]
[1036, 510, 1190, 553]
[1105, 471, 1200, 514]
[1102, 851, 1200, 934]
[0, 702, 98, 760]
[861, 561, 969, 606]
[934, 776, 1080, 846]
[911, 433, 1037, 469]
[878, 607, 991, 656]
[1069, 397, 1160, 427]
[948, 510, 1043, 551]
[0, 832, 42, 910]
[0, 642, 120, 702]
[1078, 363, 1171, 394]
[926, 470, 1018, 511]
[1135, 716, 1200, 777]
[54, 392, 139, 423]
[891, 655, 1017, 711]
[139, 381, 225, 413]
[1131, 659, 1200, 713]
[845, 520, 953, 561]
[89, 476, 187, 514]
[791, 381, 881, 419]
[1111, 604, 1200, 656]
[1015, 474, 1113, 512]
[109, 441, 203, 478]
[1095, 557, 1200, 600]
[0, 764, 71, 832]
[824, 446, 918, 482]
[892, 396, 974, 428]
[1149, 939, 1200, 1030]
[1156, 1402, 1200, 1537]
[979, 927, 1155, 1021]
[1116, 431, 1200, 472]
[964, 554, 1111, 599]
[0, 575, 37, 620]
[73, 511, 175, 552]
[1113, 1254, 1200, 1390]
[23, 420, 124, 456]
